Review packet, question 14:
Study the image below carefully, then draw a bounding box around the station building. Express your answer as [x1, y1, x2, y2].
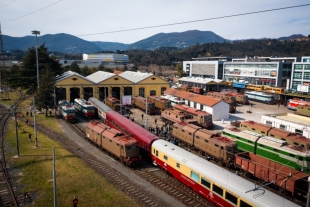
[54, 70, 169, 104]
[163, 88, 229, 121]
[261, 113, 310, 138]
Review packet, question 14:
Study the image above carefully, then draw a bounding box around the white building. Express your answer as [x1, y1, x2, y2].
[290, 57, 310, 92]
[183, 60, 225, 79]
[261, 113, 310, 138]
[163, 88, 229, 121]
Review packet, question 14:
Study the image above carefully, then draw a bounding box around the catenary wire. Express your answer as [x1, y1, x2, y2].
[77, 3, 310, 37]
[0, 0, 16, 10]
[1, 0, 63, 22]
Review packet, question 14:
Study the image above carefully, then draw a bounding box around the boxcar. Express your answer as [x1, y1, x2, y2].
[173, 104, 214, 129]
[132, 96, 156, 115]
[235, 152, 308, 198]
[106, 96, 121, 111]
[151, 139, 300, 207]
[172, 123, 236, 165]
[86, 122, 141, 166]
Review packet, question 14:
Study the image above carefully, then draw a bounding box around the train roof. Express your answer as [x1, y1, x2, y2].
[224, 128, 310, 155]
[268, 128, 310, 144]
[88, 97, 113, 113]
[245, 91, 274, 97]
[107, 111, 158, 145]
[58, 100, 71, 106]
[87, 122, 137, 145]
[74, 98, 94, 107]
[241, 120, 272, 132]
[61, 104, 74, 110]
[174, 104, 211, 116]
[153, 139, 300, 207]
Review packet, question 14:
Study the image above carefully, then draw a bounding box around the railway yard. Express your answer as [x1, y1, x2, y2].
[0, 93, 307, 207]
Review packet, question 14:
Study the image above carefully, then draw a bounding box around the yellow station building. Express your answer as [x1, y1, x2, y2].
[54, 71, 170, 103]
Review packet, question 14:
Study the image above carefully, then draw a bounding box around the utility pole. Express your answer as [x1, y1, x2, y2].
[53, 147, 57, 207]
[33, 98, 38, 147]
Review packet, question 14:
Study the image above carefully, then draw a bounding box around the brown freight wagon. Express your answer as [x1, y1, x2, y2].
[106, 96, 121, 111]
[132, 96, 156, 115]
[235, 152, 308, 198]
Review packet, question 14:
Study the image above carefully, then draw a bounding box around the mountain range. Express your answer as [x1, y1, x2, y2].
[2, 30, 306, 53]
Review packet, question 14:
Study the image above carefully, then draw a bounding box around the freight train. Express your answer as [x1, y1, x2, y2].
[86, 121, 141, 166]
[235, 152, 308, 199]
[222, 127, 310, 172]
[106, 96, 121, 111]
[132, 96, 156, 115]
[89, 97, 300, 207]
[74, 98, 95, 117]
[147, 96, 171, 111]
[172, 123, 236, 166]
[173, 104, 214, 129]
[239, 120, 310, 150]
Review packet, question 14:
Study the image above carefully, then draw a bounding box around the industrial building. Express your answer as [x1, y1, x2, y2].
[261, 113, 310, 138]
[58, 53, 129, 69]
[54, 71, 169, 104]
[177, 77, 229, 92]
[163, 88, 229, 121]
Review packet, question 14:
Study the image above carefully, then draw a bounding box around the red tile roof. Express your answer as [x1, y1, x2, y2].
[164, 88, 222, 107]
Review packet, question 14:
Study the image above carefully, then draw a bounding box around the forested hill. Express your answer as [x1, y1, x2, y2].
[127, 39, 310, 66]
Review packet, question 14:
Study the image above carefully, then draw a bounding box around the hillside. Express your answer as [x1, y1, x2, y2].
[2, 33, 102, 53]
[93, 41, 129, 51]
[128, 30, 228, 50]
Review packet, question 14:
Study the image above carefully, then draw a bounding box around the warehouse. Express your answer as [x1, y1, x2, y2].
[54, 70, 169, 104]
[163, 88, 229, 121]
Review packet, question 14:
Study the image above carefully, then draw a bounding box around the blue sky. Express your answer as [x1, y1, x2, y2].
[0, 0, 309, 44]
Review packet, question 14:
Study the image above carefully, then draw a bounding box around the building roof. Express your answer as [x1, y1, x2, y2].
[54, 70, 95, 84]
[86, 71, 116, 84]
[178, 77, 225, 84]
[118, 71, 153, 83]
[164, 88, 223, 107]
[263, 113, 310, 126]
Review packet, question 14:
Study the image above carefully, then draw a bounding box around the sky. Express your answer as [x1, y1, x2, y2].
[0, 0, 310, 44]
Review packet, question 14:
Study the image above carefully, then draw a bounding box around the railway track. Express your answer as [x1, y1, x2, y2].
[0, 92, 29, 207]
[33, 122, 169, 207]
[65, 118, 215, 207]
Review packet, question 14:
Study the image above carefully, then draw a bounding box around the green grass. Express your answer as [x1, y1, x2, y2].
[1, 92, 138, 207]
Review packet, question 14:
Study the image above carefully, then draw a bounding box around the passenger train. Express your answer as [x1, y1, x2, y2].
[245, 91, 275, 104]
[88, 97, 300, 207]
[74, 98, 95, 117]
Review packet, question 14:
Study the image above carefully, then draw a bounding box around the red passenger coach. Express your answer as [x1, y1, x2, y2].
[106, 110, 158, 160]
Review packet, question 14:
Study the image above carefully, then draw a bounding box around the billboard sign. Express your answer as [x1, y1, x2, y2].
[122, 95, 132, 105]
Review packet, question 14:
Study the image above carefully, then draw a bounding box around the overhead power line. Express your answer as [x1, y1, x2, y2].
[0, 0, 16, 10]
[77, 3, 310, 37]
[1, 0, 63, 22]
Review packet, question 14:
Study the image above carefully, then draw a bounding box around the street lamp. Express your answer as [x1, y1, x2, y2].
[31, 30, 40, 147]
[32, 30, 40, 88]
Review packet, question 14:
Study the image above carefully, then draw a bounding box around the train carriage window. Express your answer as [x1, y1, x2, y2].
[225, 191, 237, 205]
[247, 140, 252, 143]
[240, 200, 253, 207]
[164, 155, 168, 160]
[212, 184, 223, 197]
[205, 140, 208, 143]
[190, 171, 199, 182]
[259, 144, 265, 147]
[273, 149, 278, 152]
[298, 156, 303, 161]
[117, 144, 119, 146]
[176, 163, 180, 168]
[182, 130, 185, 132]
[294, 142, 299, 146]
[220, 146, 224, 150]
[215, 144, 219, 147]
[196, 136, 200, 139]
[289, 153, 294, 157]
[189, 133, 192, 135]
[261, 131, 265, 134]
[251, 128, 255, 130]
[270, 134, 275, 137]
[109, 140, 112, 142]
[156, 150, 158, 157]
[201, 178, 210, 189]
